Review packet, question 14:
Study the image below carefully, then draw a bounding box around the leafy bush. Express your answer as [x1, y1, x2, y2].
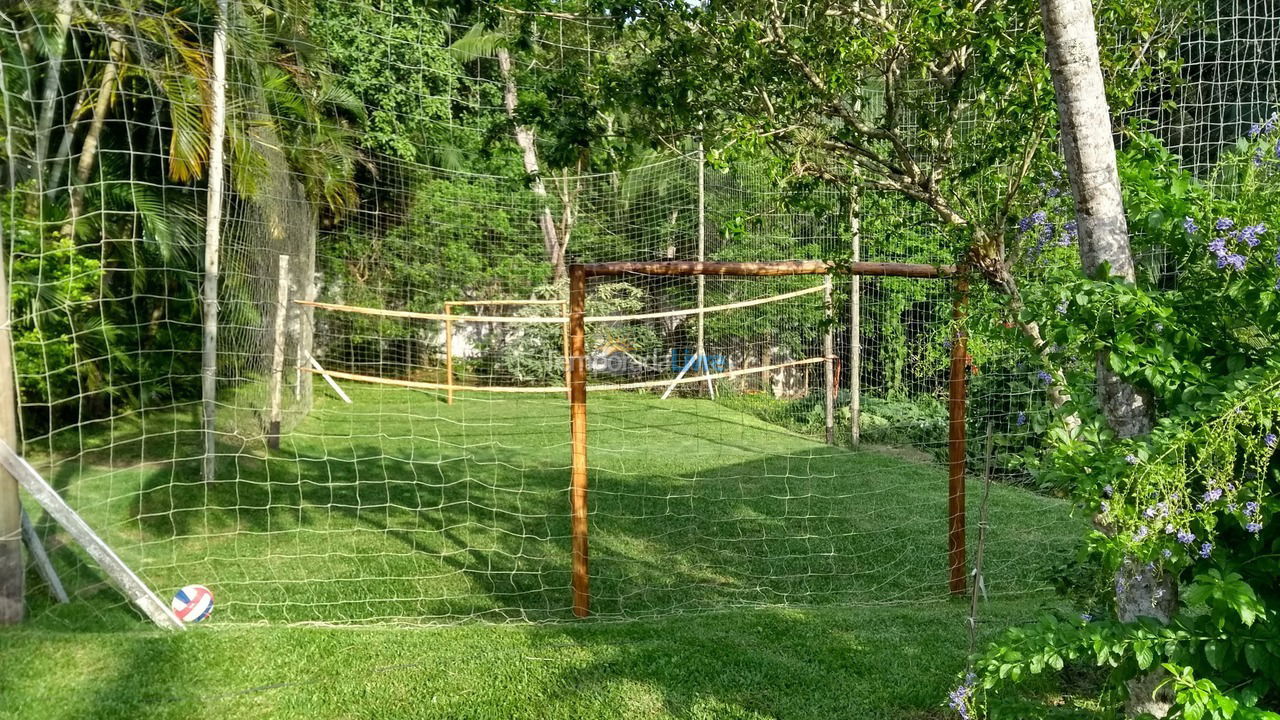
[968, 129, 1280, 719]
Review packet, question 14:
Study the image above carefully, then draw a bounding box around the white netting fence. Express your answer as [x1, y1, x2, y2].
[0, 0, 1271, 627]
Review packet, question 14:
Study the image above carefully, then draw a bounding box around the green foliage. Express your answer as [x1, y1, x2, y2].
[311, 0, 456, 164]
[977, 129, 1280, 718]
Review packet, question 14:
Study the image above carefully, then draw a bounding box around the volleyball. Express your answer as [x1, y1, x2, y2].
[171, 584, 214, 623]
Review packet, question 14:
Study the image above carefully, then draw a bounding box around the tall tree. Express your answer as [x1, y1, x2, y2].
[1040, 0, 1170, 715]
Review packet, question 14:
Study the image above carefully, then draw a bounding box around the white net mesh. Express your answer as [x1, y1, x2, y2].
[3, 0, 1266, 628]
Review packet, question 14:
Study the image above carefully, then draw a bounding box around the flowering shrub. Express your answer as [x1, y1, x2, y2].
[964, 129, 1280, 718]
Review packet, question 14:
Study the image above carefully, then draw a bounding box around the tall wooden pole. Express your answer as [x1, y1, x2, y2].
[947, 276, 970, 595]
[568, 264, 590, 617]
[848, 189, 862, 446]
[200, 0, 229, 483]
[266, 255, 290, 450]
[561, 300, 571, 400]
[0, 218, 23, 623]
[695, 139, 708, 393]
[823, 275, 835, 445]
[444, 303, 454, 405]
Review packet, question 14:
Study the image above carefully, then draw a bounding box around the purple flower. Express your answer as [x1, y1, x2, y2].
[1036, 370, 1054, 385]
[1184, 217, 1198, 235]
[1047, 187, 1062, 198]
[1056, 300, 1070, 315]
[1239, 224, 1267, 247]
[1016, 412, 1027, 427]
[1255, 149, 1265, 167]
[1220, 253, 1247, 271]
[1081, 612, 1094, 622]
[1247, 521, 1263, 533]
[1165, 523, 1176, 534]
[1100, 501, 1110, 513]
[948, 673, 976, 720]
[1216, 217, 1235, 231]
[1251, 123, 1264, 138]
[1133, 526, 1150, 542]
[1265, 434, 1277, 448]
[1245, 501, 1260, 517]
[1208, 237, 1228, 257]
[1125, 454, 1140, 465]
[1018, 210, 1048, 234]
[1144, 506, 1158, 519]
[1203, 488, 1223, 503]
[1199, 542, 1213, 559]
[1177, 529, 1196, 545]
[1162, 548, 1173, 559]
[1103, 484, 1114, 498]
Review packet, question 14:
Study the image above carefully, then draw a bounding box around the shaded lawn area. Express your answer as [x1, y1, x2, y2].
[6, 384, 1085, 718]
[24, 384, 1081, 626]
[0, 601, 1064, 720]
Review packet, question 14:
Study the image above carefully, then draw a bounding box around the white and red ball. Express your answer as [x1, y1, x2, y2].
[171, 584, 214, 623]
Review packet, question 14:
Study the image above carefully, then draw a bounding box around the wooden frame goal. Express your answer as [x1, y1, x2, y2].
[566, 260, 970, 617]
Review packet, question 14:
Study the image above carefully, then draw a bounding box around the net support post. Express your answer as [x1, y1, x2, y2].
[947, 275, 970, 595]
[444, 303, 455, 405]
[0, 229, 23, 623]
[266, 254, 290, 450]
[848, 189, 862, 446]
[562, 300, 571, 400]
[568, 264, 590, 617]
[0, 442, 184, 629]
[823, 275, 835, 445]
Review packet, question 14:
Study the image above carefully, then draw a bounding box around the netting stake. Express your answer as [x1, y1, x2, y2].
[823, 275, 835, 445]
[21, 507, 68, 604]
[444, 303, 455, 405]
[0, 228, 22, 622]
[848, 187, 862, 445]
[568, 264, 590, 617]
[948, 275, 970, 595]
[267, 254, 290, 450]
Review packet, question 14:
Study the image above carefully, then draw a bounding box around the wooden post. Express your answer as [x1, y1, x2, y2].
[823, 275, 835, 445]
[293, 211, 317, 408]
[444, 303, 454, 405]
[0, 442, 184, 629]
[0, 223, 23, 623]
[200, 0, 229, 483]
[848, 189, 862, 446]
[266, 254, 290, 450]
[562, 300, 571, 400]
[568, 264, 590, 617]
[695, 139, 710, 396]
[947, 276, 970, 595]
[21, 508, 68, 604]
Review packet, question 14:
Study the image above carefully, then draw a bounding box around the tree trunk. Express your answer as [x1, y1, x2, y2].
[1040, 0, 1169, 716]
[496, 48, 566, 282]
[62, 40, 124, 238]
[33, 0, 74, 190]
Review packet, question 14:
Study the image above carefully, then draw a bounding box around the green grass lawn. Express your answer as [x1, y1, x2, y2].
[3, 383, 1085, 718]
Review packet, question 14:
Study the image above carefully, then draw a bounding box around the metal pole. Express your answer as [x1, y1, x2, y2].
[200, 0, 229, 483]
